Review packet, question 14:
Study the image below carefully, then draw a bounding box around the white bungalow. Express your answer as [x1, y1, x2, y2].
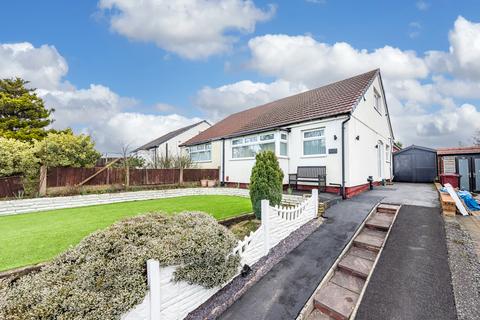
[182, 70, 394, 198]
[133, 120, 211, 167]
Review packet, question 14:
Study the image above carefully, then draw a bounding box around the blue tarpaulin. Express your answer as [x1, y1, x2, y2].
[458, 190, 480, 211]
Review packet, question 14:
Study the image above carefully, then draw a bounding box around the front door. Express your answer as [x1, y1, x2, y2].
[474, 157, 480, 191]
[457, 156, 480, 192]
[458, 157, 470, 190]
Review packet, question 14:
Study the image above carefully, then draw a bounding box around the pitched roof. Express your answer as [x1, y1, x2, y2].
[437, 146, 480, 155]
[134, 120, 209, 152]
[394, 145, 436, 155]
[183, 69, 380, 146]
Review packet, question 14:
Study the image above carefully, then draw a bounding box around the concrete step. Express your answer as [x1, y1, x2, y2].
[353, 228, 387, 252]
[314, 282, 359, 320]
[330, 270, 366, 294]
[376, 204, 399, 214]
[365, 212, 394, 231]
[306, 309, 335, 320]
[348, 246, 377, 262]
[337, 252, 374, 279]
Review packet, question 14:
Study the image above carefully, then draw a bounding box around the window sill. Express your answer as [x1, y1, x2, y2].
[230, 157, 256, 161]
[192, 160, 212, 163]
[301, 154, 327, 158]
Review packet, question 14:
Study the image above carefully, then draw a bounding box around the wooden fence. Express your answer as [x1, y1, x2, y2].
[0, 176, 24, 198]
[46, 167, 219, 188]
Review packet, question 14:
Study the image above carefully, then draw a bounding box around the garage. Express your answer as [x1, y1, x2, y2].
[393, 145, 437, 183]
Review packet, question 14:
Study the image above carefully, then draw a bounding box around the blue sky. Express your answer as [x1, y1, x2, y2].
[0, 0, 479, 152]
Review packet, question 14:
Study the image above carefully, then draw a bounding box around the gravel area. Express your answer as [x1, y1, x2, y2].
[444, 216, 480, 320]
[185, 217, 324, 320]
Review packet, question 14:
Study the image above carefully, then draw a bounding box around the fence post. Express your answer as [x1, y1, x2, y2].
[261, 199, 270, 255]
[38, 165, 47, 196]
[312, 189, 319, 218]
[147, 259, 161, 320]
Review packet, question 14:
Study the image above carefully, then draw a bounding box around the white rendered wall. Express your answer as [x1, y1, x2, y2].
[346, 74, 394, 187]
[287, 118, 346, 187]
[136, 122, 211, 167]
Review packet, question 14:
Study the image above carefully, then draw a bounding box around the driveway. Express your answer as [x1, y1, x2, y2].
[355, 205, 457, 320]
[367, 182, 439, 208]
[220, 193, 382, 320]
[220, 183, 445, 320]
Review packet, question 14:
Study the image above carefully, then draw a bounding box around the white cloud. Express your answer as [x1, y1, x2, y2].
[0, 42, 201, 152]
[88, 113, 203, 153]
[408, 22, 422, 39]
[306, 0, 327, 4]
[195, 79, 307, 120]
[247, 34, 429, 88]
[394, 104, 480, 147]
[196, 16, 480, 148]
[426, 16, 480, 80]
[416, 1, 429, 11]
[98, 0, 274, 59]
[0, 43, 68, 90]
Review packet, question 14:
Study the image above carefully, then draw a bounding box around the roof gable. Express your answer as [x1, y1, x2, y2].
[184, 69, 379, 146]
[134, 120, 209, 151]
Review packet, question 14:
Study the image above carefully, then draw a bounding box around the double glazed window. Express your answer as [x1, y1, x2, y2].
[189, 143, 211, 162]
[232, 133, 275, 159]
[280, 133, 288, 156]
[303, 128, 326, 156]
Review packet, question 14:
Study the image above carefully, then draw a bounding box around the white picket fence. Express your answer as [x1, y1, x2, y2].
[123, 189, 318, 320]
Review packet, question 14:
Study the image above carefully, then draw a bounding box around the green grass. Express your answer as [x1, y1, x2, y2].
[0, 195, 252, 272]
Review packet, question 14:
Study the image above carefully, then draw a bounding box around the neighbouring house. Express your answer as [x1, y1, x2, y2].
[133, 120, 211, 167]
[437, 146, 480, 192]
[182, 69, 394, 198]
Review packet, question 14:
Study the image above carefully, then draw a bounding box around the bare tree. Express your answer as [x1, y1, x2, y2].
[473, 130, 480, 146]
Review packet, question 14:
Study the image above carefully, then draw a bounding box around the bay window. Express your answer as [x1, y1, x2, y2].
[231, 132, 284, 159]
[303, 128, 326, 156]
[188, 143, 211, 162]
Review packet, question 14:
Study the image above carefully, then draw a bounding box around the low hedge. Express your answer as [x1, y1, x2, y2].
[0, 212, 240, 320]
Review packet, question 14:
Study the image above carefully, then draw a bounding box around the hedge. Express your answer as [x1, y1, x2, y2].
[0, 212, 240, 320]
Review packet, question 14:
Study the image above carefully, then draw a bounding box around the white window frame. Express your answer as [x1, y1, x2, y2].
[302, 128, 326, 157]
[279, 133, 288, 157]
[374, 88, 383, 115]
[231, 132, 280, 160]
[188, 143, 212, 162]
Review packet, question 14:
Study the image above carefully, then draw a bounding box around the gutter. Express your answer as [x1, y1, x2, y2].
[341, 115, 351, 199]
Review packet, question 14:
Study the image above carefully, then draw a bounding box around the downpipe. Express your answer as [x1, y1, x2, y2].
[341, 116, 351, 199]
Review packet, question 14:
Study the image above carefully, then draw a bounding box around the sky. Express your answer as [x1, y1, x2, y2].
[0, 0, 479, 153]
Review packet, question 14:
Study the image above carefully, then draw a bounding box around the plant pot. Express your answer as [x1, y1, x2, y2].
[207, 179, 216, 187]
[200, 179, 208, 187]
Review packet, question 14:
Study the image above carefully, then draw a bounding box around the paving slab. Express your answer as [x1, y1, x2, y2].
[330, 270, 365, 294]
[355, 205, 457, 320]
[348, 246, 377, 261]
[337, 253, 374, 279]
[353, 229, 386, 251]
[314, 282, 359, 320]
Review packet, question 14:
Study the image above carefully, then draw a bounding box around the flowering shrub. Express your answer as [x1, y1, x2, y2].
[0, 212, 240, 320]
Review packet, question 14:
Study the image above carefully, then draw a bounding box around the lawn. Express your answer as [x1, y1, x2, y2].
[0, 195, 252, 272]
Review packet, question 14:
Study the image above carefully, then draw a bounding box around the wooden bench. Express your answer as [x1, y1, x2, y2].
[289, 166, 326, 192]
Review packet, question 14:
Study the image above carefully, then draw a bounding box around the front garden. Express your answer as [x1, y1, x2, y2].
[0, 195, 251, 271]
